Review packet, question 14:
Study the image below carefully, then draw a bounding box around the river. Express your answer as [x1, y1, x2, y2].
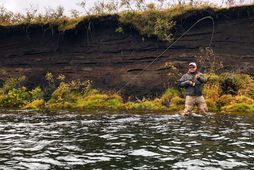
[0, 110, 253, 169]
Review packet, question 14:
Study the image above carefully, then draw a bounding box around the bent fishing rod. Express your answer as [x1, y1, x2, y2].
[117, 16, 215, 93]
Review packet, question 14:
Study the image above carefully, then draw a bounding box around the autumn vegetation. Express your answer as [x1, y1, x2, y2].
[0, 0, 254, 114]
[1, 1, 253, 40]
[0, 47, 253, 114]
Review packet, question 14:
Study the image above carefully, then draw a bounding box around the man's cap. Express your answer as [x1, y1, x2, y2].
[189, 62, 197, 67]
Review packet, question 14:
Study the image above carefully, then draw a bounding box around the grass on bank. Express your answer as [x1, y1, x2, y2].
[203, 73, 254, 114]
[1, 3, 253, 40]
[119, 3, 217, 41]
[0, 72, 254, 114]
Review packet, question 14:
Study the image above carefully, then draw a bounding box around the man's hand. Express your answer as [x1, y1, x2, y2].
[195, 73, 202, 79]
[189, 80, 194, 85]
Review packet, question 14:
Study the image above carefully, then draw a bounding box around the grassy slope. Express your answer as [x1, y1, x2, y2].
[0, 73, 254, 114]
[1, 4, 254, 40]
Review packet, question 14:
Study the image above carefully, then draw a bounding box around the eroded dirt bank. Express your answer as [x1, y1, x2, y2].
[0, 5, 254, 97]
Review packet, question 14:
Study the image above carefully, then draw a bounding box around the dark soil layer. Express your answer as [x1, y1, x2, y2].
[0, 5, 254, 98]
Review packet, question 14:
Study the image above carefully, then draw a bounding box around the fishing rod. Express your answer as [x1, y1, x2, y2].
[117, 16, 215, 93]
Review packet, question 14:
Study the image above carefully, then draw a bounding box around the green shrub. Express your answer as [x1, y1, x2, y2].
[0, 76, 30, 108]
[124, 98, 166, 110]
[161, 88, 179, 100]
[203, 74, 221, 112]
[204, 73, 254, 112]
[234, 95, 254, 104]
[206, 99, 218, 112]
[216, 94, 235, 108]
[161, 88, 180, 106]
[124, 101, 144, 110]
[221, 103, 254, 114]
[0, 72, 253, 115]
[30, 87, 44, 100]
[0, 87, 30, 108]
[77, 91, 123, 109]
[168, 96, 185, 111]
[119, 9, 175, 41]
[219, 73, 254, 96]
[0, 76, 26, 94]
[46, 79, 93, 109]
[47, 82, 80, 109]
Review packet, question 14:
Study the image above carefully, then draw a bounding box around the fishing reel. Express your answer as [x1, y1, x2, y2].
[189, 79, 196, 86]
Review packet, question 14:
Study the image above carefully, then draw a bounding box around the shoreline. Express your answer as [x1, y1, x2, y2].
[1, 5, 254, 98]
[0, 72, 253, 115]
[0, 109, 253, 117]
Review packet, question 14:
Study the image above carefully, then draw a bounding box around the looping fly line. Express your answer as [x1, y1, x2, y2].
[117, 16, 215, 93]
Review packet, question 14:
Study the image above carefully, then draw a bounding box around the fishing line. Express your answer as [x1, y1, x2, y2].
[117, 16, 215, 93]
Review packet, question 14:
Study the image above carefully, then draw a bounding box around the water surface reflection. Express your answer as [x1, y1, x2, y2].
[0, 111, 253, 169]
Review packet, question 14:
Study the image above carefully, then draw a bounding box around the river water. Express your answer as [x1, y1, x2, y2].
[0, 110, 253, 170]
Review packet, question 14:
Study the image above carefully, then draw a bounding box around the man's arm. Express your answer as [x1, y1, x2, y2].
[196, 73, 206, 84]
[179, 74, 191, 87]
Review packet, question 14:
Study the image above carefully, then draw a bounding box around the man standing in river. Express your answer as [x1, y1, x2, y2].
[178, 62, 208, 116]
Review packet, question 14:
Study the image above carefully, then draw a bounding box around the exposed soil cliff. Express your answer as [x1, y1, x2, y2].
[0, 5, 254, 98]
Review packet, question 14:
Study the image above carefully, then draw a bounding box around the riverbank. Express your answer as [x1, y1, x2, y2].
[0, 72, 253, 114]
[1, 4, 254, 98]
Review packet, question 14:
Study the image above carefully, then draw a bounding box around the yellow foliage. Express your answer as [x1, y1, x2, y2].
[237, 74, 254, 98]
[203, 83, 221, 102]
[167, 96, 185, 111]
[217, 94, 234, 107]
[221, 103, 254, 114]
[206, 99, 217, 112]
[161, 88, 179, 100]
[234, 95, 254, 104]
[0, 71, 253, 115]
[170, 96, 184, 105]
[58, 16, 85, 31]
[203, 73, 221, 103]
[77, 92, 123, 109]
[204, 73, 220, 82]
[124, 99, 166, 111]
[219, 73, 254, 96]
[218, 95, 254, 106]
[23, 99, 45, 110]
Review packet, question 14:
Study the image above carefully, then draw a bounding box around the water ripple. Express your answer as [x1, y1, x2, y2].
[0, 111, 253, 169]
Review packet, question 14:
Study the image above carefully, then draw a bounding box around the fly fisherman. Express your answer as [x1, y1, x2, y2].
[178, 62, 208, 116]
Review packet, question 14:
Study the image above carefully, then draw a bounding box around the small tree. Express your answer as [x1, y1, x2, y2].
[77, 0, 91, 15]
[195, 47, 224, 74]
[157, 0, 167, 9]
[120, 0, 133, 10]
[134, 0, 146, 11]
[164, 61, 182, 85]
[225, 0, 236, 7]
[0, 6, 14, 25]
[24, 4, 38, 23]
[70, 9, 81, 18]
[146, 3, 157, 10]
[91, 0, 119, 15]
[55, 6, 65, 18]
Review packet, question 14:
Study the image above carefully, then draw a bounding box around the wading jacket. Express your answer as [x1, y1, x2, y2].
[178, 71, 206, 96]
